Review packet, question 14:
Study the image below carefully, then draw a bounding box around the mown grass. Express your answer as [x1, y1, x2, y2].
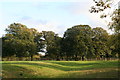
[2, 60, 119, 78]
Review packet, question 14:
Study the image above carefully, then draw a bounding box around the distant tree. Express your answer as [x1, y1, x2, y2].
[33, 29, 44, 53]
[42, 31, 61, 60]
[54, 34, 62, 60]
[30, 28, 45, 60]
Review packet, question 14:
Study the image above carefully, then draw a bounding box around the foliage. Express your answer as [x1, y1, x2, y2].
[90, 0, 120, 58]
[2, 23, 44, 60]
[90, 0, 112, 13]
[2, 23, 118, 61]
[62, 25, 95, 60]
[90, 0, 120, 33]
[92, 27, 110, 59]
[42, 31, 61, 60]
[109, 9, 120, 33]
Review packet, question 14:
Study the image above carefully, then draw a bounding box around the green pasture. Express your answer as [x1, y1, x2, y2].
[1, 60, 119, 78]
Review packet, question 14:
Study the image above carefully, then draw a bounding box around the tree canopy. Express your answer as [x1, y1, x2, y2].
[2, 23, 118, 61]
[2, 23, 44, 60]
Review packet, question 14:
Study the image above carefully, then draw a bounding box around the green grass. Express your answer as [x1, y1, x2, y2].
[1, 60, 119, 78]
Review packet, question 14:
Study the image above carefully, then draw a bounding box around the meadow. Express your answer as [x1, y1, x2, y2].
[2, 60, 119, 78]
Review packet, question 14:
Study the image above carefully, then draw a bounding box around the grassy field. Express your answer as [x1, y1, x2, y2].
[1, 60, 119, 78]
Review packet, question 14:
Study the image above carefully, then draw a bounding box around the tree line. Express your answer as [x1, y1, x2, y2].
[1, 23, 119, 61]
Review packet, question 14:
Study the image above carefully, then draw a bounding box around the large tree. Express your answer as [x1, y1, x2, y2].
[2, 23, 43, 60]
[62, 25, 95, 61]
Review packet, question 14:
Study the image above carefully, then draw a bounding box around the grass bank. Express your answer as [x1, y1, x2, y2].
[2, 60, 119, 78]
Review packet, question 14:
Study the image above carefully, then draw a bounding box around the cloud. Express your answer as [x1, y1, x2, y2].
[0, 1, 114, 38]
[20, 16, 47, 25]
[60, 1, 94, 15]
[36, 21, 66, 37]
[0, 16, 65, 37]
[60, 1, 113, 34]
[18, 17, 65, 37]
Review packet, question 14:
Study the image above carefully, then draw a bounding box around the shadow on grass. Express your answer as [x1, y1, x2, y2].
[45, 61, 118, 67]
[2, 64, 36, 78]
[2, 63, 96, 71]
[2, 61, 119, 78]
[2, 61, 118, 71]
[57, 69, 119, 78]
[45, 61, 99, 66]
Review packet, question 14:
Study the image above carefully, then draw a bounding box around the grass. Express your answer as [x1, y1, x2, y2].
[1, 60, 119, 78]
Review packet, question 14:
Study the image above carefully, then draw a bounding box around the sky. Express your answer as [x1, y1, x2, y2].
[0, 0, 119, 37]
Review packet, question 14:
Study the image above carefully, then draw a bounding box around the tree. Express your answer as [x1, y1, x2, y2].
[0, 38, 1, 60]
[3, 23, 43, 60]
[2, 35, 16, 58]
[109, 9, 120, 33]
[30, 28, 45, 60]
[90, 0, 120, 33]
[42, 31, 61, 60]
[92, 27, 110, 60]
[90, 0, 120, 58]
[108, 34, 119, 58]
[62, 25, 95, 61]
[90, 0, 112, 13]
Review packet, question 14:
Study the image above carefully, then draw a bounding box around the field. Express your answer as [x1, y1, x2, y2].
[2, 60, 119, 78]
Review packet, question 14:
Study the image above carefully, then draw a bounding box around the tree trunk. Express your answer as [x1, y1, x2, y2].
[31, 55, 33, 61]
[81, 55, 84, 61]
[75, 55, 78, 61]
[56, 55, 60, 61]
[66, 56, 69, 61]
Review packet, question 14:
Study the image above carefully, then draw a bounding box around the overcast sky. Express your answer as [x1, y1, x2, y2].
[0, 0, 119, 37]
